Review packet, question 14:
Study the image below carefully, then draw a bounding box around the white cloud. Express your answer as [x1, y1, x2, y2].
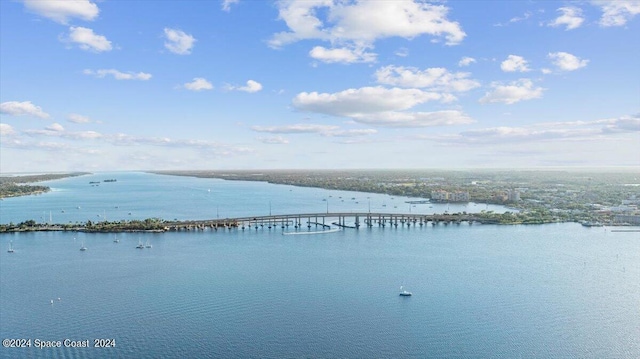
[269, 0, 466, 58]
[600, 113, 640, 133]
[541, 68, 553, 75]
[46, 123, 65, 132]
[591, 0, 640, 27]
[548, 52, 589, 71]
[395, 47, 409, 57]
[348, 110, 474, 128]
[257, 136, 289, 144]
[164, 28, 196, 55]
[23, 0, 99, 24]
[221, 0, 239, 12]
[479, 79, 544, 105]
[309, 45, 376, 64]
[83, 69, 152, 80]
[494, 11, 532, 27]
[458, 56, 476, 67]
[68, 113, 95, 123]
[500, 55, 530, 72]
[0, 123, 16, 136]
[183, 78, 213, 91]
[293, 86, 452, 118]
[548, 6, 585, 30]
[251, 124, 339, 134]
[291, 86, 470, 128]
[0, 101, 50, 119]
[425, 114, 640, 146]
[230, 80, 263, 93]
[65, 26, 112, 52]
[252, 124, 378, 137]
[374, 66, 480, 92]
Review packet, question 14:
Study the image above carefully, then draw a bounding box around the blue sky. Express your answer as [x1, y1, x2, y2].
[1, 0, 638, 172]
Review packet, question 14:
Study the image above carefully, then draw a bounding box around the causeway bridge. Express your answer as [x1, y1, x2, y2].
[163, 212, 489, 231]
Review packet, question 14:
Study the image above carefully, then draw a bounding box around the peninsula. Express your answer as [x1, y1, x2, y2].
[0, 173, 89, 199]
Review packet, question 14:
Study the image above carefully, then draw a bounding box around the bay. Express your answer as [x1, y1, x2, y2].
[1, 172, 638, 358]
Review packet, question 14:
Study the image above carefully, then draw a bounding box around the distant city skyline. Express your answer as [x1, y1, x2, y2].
[1, 0, 639, 173]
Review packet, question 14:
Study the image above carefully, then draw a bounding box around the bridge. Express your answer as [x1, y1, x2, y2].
[163, 212, 488, 231]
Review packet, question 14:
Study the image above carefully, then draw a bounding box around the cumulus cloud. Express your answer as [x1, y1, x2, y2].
[23, 0, 99, 24]
[83, 69, 152, 80]
[479, 79, 544, 105]
[46, 123, 65, 132]
[183, 78, 213, 91]
[0, 123, 16, 136]
[269, 0, 465, 62]
[227, 80, 263, 93]
[291, 86, 470, 128]
[500, 55, 530, 72]
[309, 46, 376, 64]
[548, 52, 589, 71]
[548, 6, 585, 30]
[164, 28, 196, 55]
[374, 66, 480, 92]
[0, 101, 50, 119]
[221, 0, 239, 12]
[65, 26, 112, 52]
[293, 86, 452, 117]
[458, 56, 476, 67]
[591, 0, 640, 27]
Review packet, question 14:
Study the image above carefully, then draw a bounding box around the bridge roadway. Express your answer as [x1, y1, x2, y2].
[163, 212, 485, 231]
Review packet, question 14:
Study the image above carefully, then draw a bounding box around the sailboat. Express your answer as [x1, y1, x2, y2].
[79, 241, 87, 251]
[136, 239, 144, 249]
[7, 241, 14, 253]
[399, 286, 412, 296]
[145, 239, 152, 248]
[113, 235, 119, 243]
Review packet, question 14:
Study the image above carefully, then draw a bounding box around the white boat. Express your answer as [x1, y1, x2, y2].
[7, 241, 14, 253]
[399, 286, 412, 296]
[80, 241, 87, 251]
[136, 239, 144, 249]
[113, 235, 119, 243]
[145, 239, 152, 248]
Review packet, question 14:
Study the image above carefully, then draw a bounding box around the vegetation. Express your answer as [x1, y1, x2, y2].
[152, 169, 640, 226]
[0, 173, 89, 198]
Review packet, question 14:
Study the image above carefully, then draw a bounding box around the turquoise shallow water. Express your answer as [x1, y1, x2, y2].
[1, 173, 639, 358]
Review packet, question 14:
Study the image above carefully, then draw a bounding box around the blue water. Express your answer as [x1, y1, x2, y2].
[1, 173, 639, 358]
[0, 172, 504, 225]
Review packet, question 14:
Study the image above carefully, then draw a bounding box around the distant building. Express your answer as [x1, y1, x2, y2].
[431, 190, 469, 202]
[507, 190, 521, 202]
[431, 190, 449, 202]
[613, 214, 640, 225]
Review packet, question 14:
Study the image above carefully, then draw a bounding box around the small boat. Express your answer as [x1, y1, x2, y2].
[113, 235, 119, 243]
[399, 286, 412, 296]
[7, 241, 15, 253]
[145, 239, 152, 248]
[136, 240, 144, 249]
[79, 241, 87, 251]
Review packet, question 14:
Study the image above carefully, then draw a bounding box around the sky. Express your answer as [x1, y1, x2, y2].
[1, 0, 639, 173]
